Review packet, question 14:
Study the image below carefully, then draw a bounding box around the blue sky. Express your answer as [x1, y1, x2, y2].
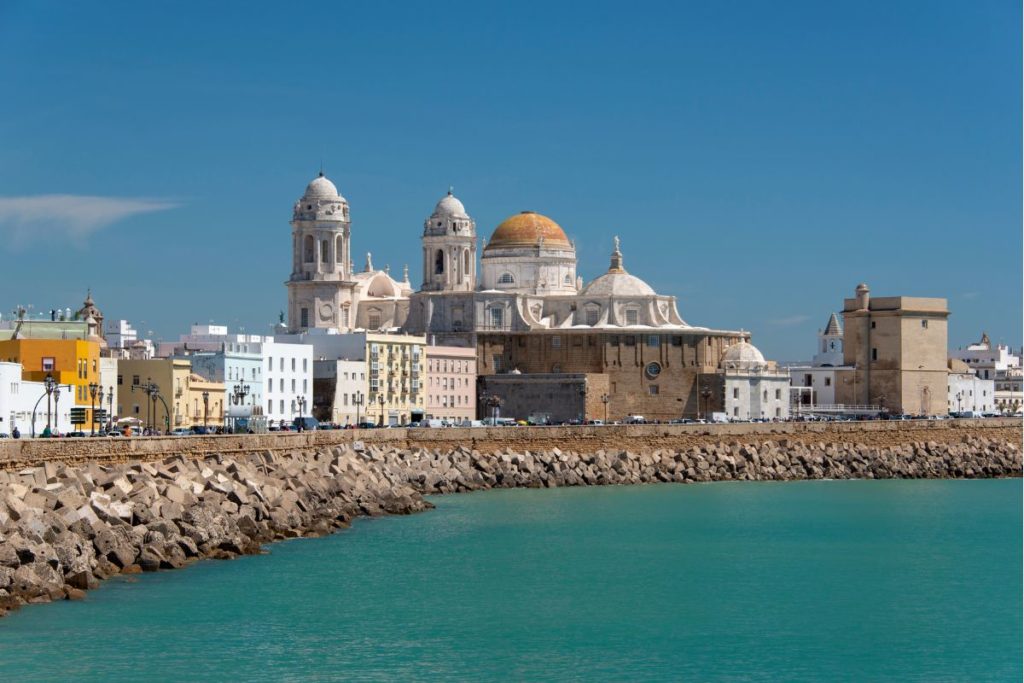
[0, 0, 1019, 359]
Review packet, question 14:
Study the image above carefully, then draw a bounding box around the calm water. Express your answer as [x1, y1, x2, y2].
[0, 480, 1020, 682]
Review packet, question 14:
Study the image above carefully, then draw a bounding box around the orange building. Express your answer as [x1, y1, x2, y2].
[0, 338, 103, 426]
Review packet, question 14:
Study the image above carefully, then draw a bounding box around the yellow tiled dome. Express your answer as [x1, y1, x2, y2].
[486, 211, 571, 250]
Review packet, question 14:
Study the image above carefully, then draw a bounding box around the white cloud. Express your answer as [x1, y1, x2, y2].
[0, 194, 178, 248]
[767, 314, 811, 327]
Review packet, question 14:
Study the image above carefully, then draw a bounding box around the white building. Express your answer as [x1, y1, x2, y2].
[787, 313, 854, 411]
[946, 360, 995, 414]
[104, 319, 138, 350]
[949, 332, 1021, 415]
[158, 325, 312, 427]
[721, 343, 790, 421]
[949, 332, 1020, 381]
[0, 362, 74, 436]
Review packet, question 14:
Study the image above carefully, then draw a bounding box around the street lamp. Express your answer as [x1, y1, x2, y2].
[601, 393, 610, 424]
[88, 382, 99, 436]
[96, 385, 105, 434]
[297, 395, 307, 417]
[52, 382, 64, 436]
[44, 373, 56, 431]
[132, 380, 171, 435]
[699, 382, 712, 421]
[480, 394, 502, 424]
[202, 390, 210, 427]
[106, 386, 114, 432]
[353, 392, 364, 427]
[377, 393, 386, 427]
[232, 378, 250, 433]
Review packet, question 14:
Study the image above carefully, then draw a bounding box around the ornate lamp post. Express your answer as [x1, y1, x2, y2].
[106, 386, 114, 432]
[297, 395, 307, 418]
[377, 393, 386, 427]
[480, 394, 502, 424]
[52, 382, 63, 436]
[353, 392, 364, 427]
[232, 378, 250, 432]
[88, 382, 99, 436]
[202, 390, 210, 427]
[44, 373, 56, 431]
[96, 385, 105, 434]
[601, 393, 610, 424]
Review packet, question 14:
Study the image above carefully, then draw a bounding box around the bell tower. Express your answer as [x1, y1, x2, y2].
[286, 172, 354, 331]
[421, 189, 476, 292]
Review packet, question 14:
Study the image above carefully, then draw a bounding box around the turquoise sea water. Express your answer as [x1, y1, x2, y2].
[0, 480, 1020, 682]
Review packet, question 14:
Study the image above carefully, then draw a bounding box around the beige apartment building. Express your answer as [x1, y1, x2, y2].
[117, 358, 225, 430]
[834, 284, 949, 415]
[367, 333, 426, 426]
[425, 345, 477, 423]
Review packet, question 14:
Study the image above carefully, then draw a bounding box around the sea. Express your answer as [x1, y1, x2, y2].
[0, 479, 1020, 682]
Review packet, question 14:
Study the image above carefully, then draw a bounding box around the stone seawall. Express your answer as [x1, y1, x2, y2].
[1, 418, 1019, 470]
[0, 427, 1019, 617]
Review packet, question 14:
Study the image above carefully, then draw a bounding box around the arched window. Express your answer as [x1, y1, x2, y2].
[564, 274, 572, 285]
[435, 249, 444, 275]
[498, 272, 515, 285]
[321, 240, 329, 263]
[336, 235, 344, 268]
[585, 306, 600, 326]
[303, 235, 314, 263]
[368, 311, 382, 330]
[463, 250, 470, 278]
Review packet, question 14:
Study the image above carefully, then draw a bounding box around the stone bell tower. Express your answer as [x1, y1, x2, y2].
[421, 189, 476, 292]
[287, 172, 356, 331]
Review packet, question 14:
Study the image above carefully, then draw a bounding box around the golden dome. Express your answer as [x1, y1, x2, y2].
[486, 211, 572, 250]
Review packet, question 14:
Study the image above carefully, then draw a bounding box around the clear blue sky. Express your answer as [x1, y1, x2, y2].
[1, 0, 1019, 359]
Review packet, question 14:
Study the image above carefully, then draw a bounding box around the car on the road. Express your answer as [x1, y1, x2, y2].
[171, 427, 191, 436]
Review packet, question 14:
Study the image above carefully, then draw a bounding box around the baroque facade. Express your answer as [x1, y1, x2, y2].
[286, 173, 412, 334]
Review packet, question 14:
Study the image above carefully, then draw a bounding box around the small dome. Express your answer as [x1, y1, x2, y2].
[581, 271, 656, 297]
[303, 173, 340, 199]
[433, 191, 468, 219]
[486, 211, 572, 250]
[721, 341, 765, 365]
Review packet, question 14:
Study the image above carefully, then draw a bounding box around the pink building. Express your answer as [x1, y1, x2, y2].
[425, 345, 477, 424]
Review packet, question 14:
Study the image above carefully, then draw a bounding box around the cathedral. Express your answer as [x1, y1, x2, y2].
[285, 172, 776, 420]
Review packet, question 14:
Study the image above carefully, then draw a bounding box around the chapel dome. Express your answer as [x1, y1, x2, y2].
[581, 271, 656, 297]
[721, 341, 765, 365]
[303, 172, 341, 200]
[486, 211, 572, 250]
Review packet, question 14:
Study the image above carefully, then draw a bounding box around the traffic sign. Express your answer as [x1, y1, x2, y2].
[69, 407, 87, 425]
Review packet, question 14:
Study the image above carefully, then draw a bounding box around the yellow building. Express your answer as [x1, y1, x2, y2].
[0, 338, 103, 427]
[367, 333, 426, 426]
[117, 358, 225, 431]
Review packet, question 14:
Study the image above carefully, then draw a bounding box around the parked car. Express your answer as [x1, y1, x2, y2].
[292, 416, 319, 431]
[171, 427, 191, 436]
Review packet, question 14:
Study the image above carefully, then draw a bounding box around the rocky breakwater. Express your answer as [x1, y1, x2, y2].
[0, 434, 1020, 617]
[0, 445, 427, 617]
